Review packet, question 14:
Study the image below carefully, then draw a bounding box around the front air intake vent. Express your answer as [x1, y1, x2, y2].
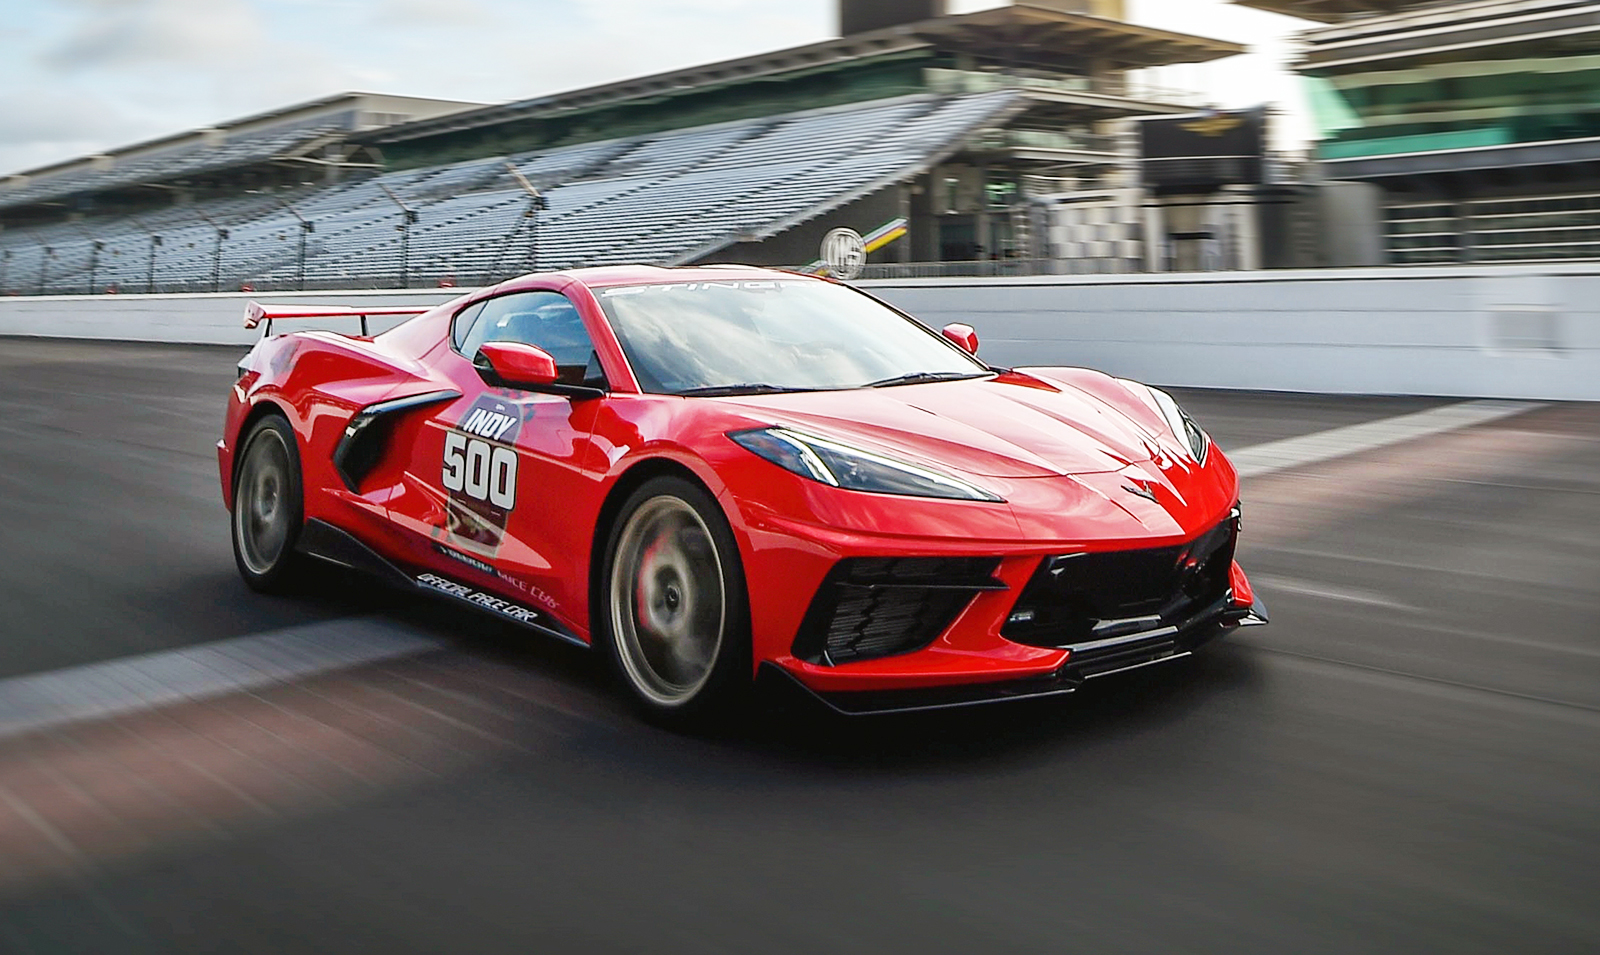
[794, 557, 1004, 665]
[1003, 515, 1238, 649]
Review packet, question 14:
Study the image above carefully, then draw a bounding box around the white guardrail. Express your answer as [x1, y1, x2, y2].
[1, 265, 1598, 400]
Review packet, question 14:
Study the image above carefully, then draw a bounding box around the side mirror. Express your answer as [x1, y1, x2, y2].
[475, 341, 558, 389]
[942, 323, 979, 355]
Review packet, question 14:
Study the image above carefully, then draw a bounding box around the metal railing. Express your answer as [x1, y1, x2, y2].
[854, 257, 1144, 280]
[1385, 193, 1600, 264]
[924, 68, 1211, 108]
[966, 129, 1119, 154]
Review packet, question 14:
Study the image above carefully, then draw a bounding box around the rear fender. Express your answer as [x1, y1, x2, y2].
[225, 331, 445, 524]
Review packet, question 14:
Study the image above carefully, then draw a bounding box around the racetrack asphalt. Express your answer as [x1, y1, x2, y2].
[0, 337, 1596, 954]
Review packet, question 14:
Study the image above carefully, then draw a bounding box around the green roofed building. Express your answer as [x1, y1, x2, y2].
[1234, 0, 1600, 263]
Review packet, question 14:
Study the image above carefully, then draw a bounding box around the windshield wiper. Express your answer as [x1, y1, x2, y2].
[864, 371, 990, 389]
[676, 383, 820, 397]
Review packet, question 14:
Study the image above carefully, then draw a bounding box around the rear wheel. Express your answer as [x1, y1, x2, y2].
[231, 414, 307, 592]
[601, 476, 750, 724]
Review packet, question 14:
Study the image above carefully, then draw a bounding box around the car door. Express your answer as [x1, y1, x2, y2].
[384, 289, 609, 629]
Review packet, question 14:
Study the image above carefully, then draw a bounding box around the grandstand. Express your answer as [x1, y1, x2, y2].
[0, 1, 1244, 295]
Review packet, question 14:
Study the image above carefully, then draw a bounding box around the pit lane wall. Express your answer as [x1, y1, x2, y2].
[1, 265, 1597, 400]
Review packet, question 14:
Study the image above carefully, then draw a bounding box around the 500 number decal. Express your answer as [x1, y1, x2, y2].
[442, 432, 517, 509]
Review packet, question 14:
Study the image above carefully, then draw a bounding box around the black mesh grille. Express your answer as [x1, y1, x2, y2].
[1002, 515, 1238, 649]
[794, 557, 1003, 665]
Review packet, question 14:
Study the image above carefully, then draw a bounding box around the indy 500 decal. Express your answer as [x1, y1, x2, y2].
[440, 396, 525, 555]
[442, 432, 516, 508]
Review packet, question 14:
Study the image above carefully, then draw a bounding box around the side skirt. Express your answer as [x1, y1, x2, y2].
[297, 518, 588, 650]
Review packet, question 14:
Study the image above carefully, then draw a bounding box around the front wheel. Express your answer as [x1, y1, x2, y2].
[601, 476, 751, 724]
[231, 414, 308, 593]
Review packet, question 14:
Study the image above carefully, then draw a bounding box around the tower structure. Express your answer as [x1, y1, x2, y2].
[1234, 0, 1600, 263]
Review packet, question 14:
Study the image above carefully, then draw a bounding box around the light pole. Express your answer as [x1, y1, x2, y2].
[378, 184, 420, 289]
[1, 250, 10, 292]
[129, 218, 162, 293]
[87, 240, 104, 294]
[196, 211, 230, 293]
[71, 226, 106, 295]
[147, 236, 163, 293]
[38, 246, 53, 295]
[505, 163, 550, 279]
[276, 198, 314, 291]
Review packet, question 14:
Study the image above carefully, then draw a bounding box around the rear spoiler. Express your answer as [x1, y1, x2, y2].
[243, 301, 432, 337]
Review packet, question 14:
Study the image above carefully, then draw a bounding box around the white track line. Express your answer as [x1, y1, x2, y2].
[1248, 574, 1415, 612]
[0, 398, 1543, 741]
[0, 618, 443, 739]
[1227, 399, 1544, 479]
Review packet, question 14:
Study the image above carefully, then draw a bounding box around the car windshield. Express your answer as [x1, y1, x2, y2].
[594, 279, 990, 395]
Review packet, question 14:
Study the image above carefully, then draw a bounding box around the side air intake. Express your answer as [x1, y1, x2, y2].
[793, 556, 1004, 665]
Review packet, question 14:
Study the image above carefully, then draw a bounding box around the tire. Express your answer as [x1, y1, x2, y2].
[230, 413, 308, 593]
[600, 476, 751, 724]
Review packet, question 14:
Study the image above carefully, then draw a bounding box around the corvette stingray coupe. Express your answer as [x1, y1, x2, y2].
[220, 265, 1266, 722]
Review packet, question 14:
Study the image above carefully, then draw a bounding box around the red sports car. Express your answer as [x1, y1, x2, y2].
[220, 265, 1266, 722]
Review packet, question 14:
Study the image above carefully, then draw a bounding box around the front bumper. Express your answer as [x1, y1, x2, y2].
[722, 445, 1258, 702]
[764, 593, 1268, 716]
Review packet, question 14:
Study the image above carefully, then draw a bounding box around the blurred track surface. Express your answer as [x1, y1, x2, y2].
[0, 338, 1596, 954]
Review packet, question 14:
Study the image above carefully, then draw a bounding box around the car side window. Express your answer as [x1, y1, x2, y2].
[451, 301, 486, 352]
[459, 291, 606, 388]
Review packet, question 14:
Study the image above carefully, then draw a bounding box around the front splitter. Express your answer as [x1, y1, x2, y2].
[763, 595, 1266, 716]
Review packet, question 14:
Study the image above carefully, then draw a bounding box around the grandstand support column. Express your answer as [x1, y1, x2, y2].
[0, 250, 10, 293]
[898, 185, 912, 264]
[38, 247, 52, 296]
[379, 184, 420, 289]
[1143, 203, 1164, 272]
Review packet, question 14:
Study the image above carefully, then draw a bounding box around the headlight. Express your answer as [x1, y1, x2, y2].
[1118, 380, 1210, 465]
[729, 427, 1004, 503]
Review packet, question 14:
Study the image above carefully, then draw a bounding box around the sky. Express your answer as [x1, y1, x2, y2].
[0, 0, 1313, 177]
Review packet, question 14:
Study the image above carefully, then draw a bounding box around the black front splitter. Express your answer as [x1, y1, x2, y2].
[765, 594, 1268, 717]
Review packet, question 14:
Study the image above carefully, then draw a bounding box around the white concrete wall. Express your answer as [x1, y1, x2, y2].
[862, 265, 1600, 401]
[2, 266, 1598, 399]
[0, 288, 472, 347]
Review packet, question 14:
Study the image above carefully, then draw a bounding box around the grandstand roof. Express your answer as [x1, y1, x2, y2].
[1293, 0, 1600, 68]
[1228, 0, 1429, 20]
[365, 4, 1242, 146]
[0, 92, 482, 209]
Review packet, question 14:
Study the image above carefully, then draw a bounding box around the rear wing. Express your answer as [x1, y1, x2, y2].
[243, 301, 432, 337]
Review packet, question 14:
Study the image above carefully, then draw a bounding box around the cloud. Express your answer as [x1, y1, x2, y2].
[0, 88, 148, 146]
[0, 85, 162, 172]
[40, 0, 267, 72]
[4, 0, 372, 173]
[1, 0, 1309, 177]
[375, 0, 493, 25]
[481, 0, 828, 99]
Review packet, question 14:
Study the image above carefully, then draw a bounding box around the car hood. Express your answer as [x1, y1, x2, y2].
[715, 374, 1161, 478]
